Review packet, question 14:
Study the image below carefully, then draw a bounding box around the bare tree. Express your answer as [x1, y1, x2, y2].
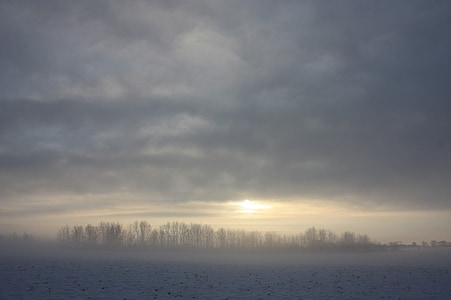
[264, 232, 276, 249]
[57, 225, 71, 244]
[341, 231, 356, 249]
[190, 223, 203, 248]
[304, 227, 318, 249]
[327, 230, 337, 245]
[71, 225, 85, 244]
[216, 228, 227, 248]
[55, 220, 386, 252]
[133, 221, 139, 246]
[203, 225, 215, 248]
[85, 224, 98, 246]
[99, 222, 123, 248]
[357, 234, 370, 250]
[139, 220, 151, 247]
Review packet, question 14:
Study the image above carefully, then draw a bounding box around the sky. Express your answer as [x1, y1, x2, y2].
[1, 0, 450, 243]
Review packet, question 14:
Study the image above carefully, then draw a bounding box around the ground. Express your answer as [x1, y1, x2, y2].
[1, 246, 450, 299]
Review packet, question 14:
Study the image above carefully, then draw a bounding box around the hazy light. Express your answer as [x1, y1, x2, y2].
[238, 199, 270, 213]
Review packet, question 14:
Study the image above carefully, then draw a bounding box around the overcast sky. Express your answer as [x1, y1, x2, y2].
[1, 0, 450, 241]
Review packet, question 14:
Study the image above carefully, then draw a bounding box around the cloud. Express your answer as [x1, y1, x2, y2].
[1, 0, 451, 224]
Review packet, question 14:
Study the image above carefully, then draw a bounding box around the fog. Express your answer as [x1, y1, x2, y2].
[2, 238, 450, 268]
[3, 220, 451, 268]
[3, 237, 451, 299]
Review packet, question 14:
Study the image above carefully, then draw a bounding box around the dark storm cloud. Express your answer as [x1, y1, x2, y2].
[1, 0, 450, 215]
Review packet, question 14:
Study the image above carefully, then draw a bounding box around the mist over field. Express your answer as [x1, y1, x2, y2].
[2, 237, 451, 267]
[2, 219, 451, 265]
[2, 234, 451, 299]
[2, 220, 451, 299]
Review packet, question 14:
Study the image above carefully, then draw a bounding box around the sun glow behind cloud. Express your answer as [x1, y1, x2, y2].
[237, 199, 271, 213]
[1, 192, 450, 243]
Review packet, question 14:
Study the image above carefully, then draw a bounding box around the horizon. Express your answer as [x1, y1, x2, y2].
[2, 212, 450, 245]
[1, 1, 450, 245]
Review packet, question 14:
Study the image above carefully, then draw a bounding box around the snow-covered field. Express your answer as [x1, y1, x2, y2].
[1, 246, 450, 299]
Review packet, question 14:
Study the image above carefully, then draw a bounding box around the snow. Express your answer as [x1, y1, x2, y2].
[1, 246, 450, 299]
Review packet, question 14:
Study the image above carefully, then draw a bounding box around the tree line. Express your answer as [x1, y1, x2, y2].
[56, 220, 385, 252]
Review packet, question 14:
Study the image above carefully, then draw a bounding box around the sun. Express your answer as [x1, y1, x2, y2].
[238, 199, 269, 213]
